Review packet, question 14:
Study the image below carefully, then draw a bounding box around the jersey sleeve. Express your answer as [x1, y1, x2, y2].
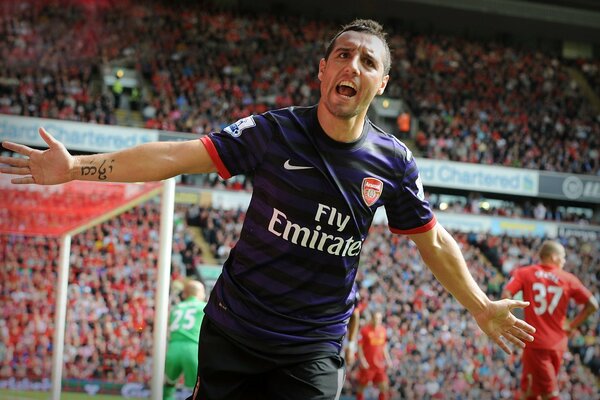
[385, 149, 436, 234]
[504, 269, 523, 296]
[569, 275, 594, 305]
[200, 114, 274, 179]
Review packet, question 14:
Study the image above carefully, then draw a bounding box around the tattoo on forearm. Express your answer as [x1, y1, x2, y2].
[81, 159, 114, 180]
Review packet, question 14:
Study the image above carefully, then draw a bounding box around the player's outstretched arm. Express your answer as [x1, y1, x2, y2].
[408, 223, 535, 354]
[0, 127, 217, 185]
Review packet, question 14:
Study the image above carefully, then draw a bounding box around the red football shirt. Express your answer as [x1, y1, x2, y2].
[359, 324, 387, 368]
[505, 264, 593, 350]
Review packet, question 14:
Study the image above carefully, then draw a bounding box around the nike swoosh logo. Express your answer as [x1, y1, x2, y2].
[284, 159, 314, 170]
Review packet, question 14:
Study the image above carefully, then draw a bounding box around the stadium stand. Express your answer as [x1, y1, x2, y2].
[0, 200, 206, 385]
[2, 204, 598, 398]
[352, 227, 599, 399]
[1, 1, 599, 174]
[1, 1, 599, 399]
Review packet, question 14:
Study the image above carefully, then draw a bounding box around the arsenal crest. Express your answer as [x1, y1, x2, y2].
[361, 177, 383, 207]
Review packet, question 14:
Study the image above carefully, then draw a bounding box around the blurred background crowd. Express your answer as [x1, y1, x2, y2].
[1, 0, 598, 175]
[0, 0, 599, 399]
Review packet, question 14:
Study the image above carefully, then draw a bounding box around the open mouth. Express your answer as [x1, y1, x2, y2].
[336, 81, 357, 97]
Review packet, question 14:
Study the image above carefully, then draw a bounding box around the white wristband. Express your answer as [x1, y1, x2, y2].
[348, 341, 357, 353]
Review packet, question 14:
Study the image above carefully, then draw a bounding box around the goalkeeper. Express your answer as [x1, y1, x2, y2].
[164, 280, 207, 400]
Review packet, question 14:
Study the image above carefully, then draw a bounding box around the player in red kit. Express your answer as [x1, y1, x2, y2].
[356, 311, 392, 400]
[503, 240, 598, 400]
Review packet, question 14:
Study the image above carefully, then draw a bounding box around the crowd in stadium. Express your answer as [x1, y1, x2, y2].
[0, 202, 203, 382]
[1, 0, 599, 175]
[185, 204, 244, 262]
[578, 59, 600, 103]
[1, 0, 599, 399]
[189, 206, 600, 398]
[402, 34, 599, 175]
[1, 201, 598, 399]
[0, 1, 114, 125]
[354, 225, 599, 398]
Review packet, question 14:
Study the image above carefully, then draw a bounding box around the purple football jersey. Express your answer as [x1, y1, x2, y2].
[200, 105, 435, 354]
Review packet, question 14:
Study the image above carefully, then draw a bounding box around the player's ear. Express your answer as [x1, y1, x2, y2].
[318, 58, 326, 81]
[377, 74, 389, 95]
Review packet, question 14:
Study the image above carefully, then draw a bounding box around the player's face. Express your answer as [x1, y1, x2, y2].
[372, 311, 383, 326]
[318, 31, 389, 120]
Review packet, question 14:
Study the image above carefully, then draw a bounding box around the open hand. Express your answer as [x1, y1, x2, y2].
[473, 299, 536, 354]
[0, 127, 73, 185]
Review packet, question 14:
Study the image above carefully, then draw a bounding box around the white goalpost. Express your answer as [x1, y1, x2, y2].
[150, 177, 176, 400]
[46, 178, 176, 400]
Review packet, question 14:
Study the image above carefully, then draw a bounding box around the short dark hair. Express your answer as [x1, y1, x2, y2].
[324, 19, 391, 75]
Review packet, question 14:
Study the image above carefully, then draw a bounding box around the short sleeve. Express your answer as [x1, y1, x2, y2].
[200, 114, 274, 179]
[569, 275, 594, 306]
[504, 269, 523, 296]
[385, 153, 436, 234]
